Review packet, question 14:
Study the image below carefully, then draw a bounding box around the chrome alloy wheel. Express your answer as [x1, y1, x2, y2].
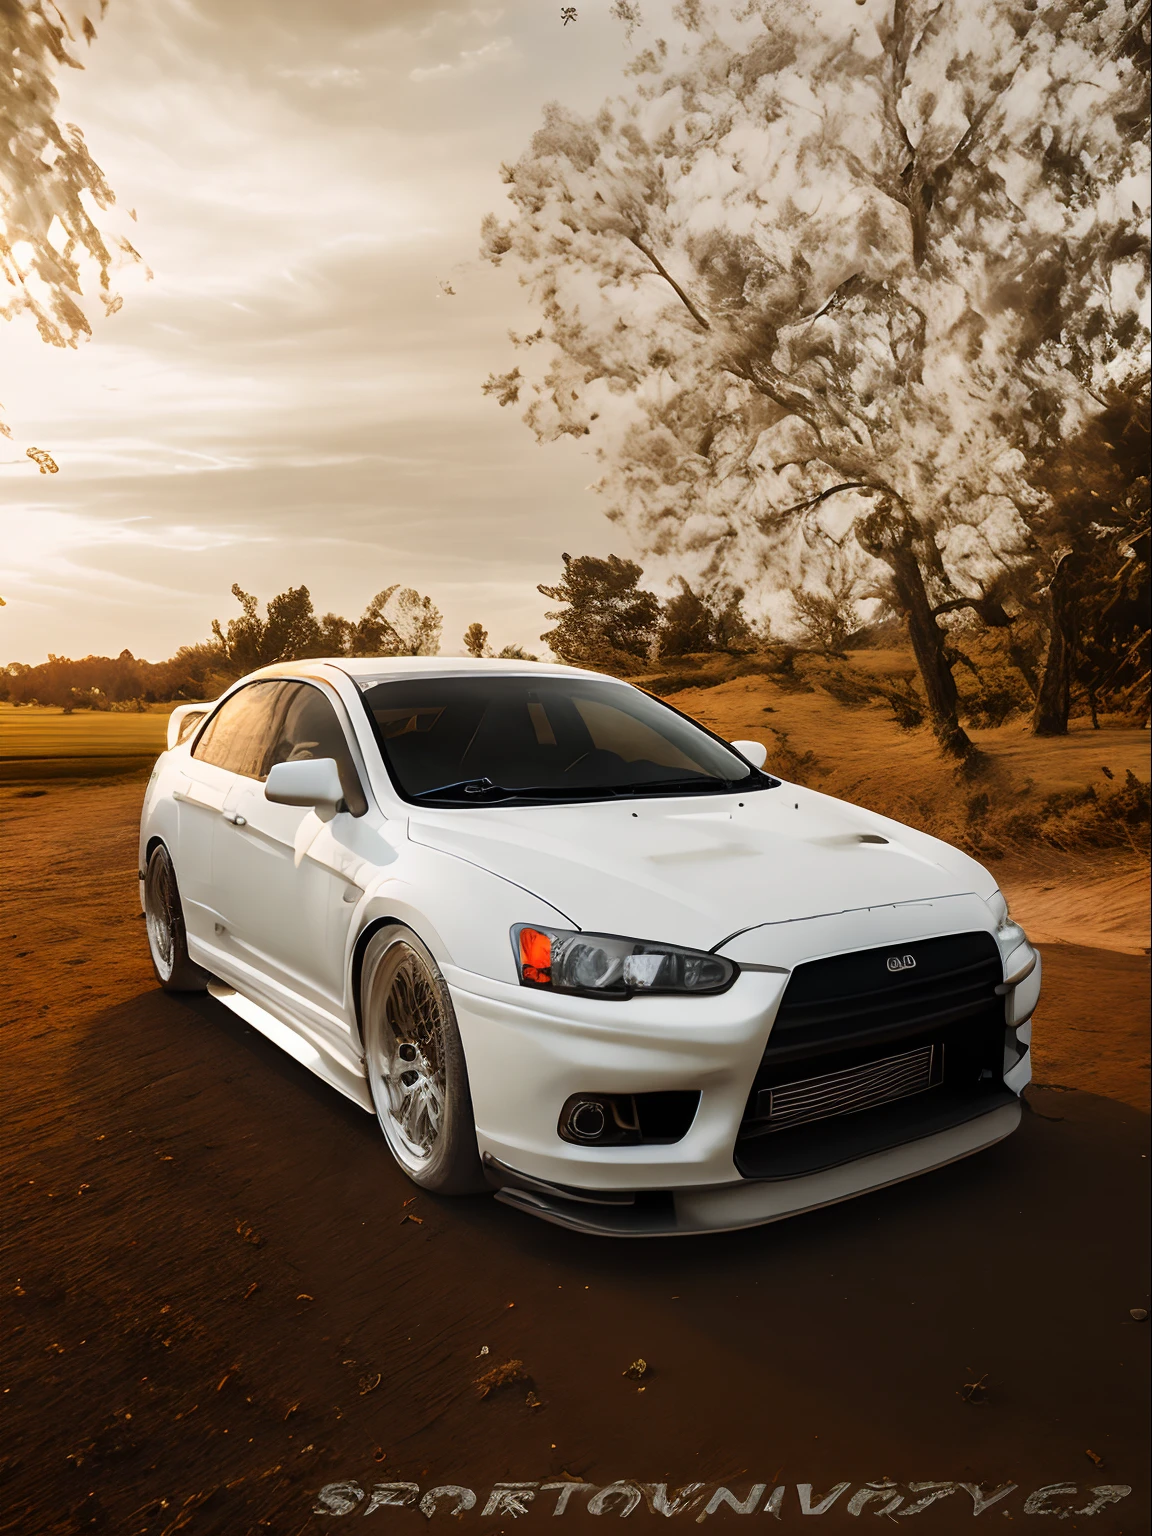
[144, 849, 179, 982]
[365, 942, 449, 1172]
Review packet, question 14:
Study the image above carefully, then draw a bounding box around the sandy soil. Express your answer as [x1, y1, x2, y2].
[1, 778, 1148, 1534]
[1000, 857, 1151, 957]
[661, 673, 1150, 853]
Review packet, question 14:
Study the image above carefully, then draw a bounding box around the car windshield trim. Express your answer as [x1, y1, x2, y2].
[410, 773, 774, 806]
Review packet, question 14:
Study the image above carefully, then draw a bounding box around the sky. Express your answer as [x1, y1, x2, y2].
[1, 0, 660, 663]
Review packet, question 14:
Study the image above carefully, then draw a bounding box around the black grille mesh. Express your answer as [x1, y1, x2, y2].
[763, 929, 1002, 1062]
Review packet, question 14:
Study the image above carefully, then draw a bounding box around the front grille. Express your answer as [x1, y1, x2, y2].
[758, 1042, 942, 1132]
[734, 931, 1011, 1180]
[764, 930, 1002, 1062]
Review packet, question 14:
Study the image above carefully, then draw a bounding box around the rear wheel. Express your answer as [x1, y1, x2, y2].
[144, 844, 209, 993]
[360, 925, 484, 1194]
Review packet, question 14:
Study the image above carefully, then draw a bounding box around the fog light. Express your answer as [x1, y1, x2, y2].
[557, 1091, 701, 1147]
[566, 1099, 608, 1142]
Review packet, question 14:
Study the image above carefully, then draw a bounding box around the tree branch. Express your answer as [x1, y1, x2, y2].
[755, 479, 901, 532]
[627, 234, 711, 330]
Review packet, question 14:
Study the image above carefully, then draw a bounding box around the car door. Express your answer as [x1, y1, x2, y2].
[173, 680, 284, 952]
[212, 680, 368, 1023]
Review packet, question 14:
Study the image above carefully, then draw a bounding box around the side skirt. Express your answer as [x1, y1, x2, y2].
[207, 981, 373, 1112]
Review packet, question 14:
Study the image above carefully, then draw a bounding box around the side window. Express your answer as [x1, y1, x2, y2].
[192, 682, 284, 778]
[268, 683, 368, 815]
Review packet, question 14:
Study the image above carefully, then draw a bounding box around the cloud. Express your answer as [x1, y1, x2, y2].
[415, 7, 506, 39]
[2, 0, 624, 663]
[409, 36, 515, 83]
[272, 64, 364, 89]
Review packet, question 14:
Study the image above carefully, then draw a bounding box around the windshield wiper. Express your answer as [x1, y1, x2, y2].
[611, 776, 741, 796]
[411, 777, 619, 803]
[410, 773, 773, 804]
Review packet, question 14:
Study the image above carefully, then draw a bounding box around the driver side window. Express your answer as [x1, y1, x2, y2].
[268, 683, 368, 815]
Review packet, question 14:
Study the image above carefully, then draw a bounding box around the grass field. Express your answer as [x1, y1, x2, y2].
[0, 704, 173, 783]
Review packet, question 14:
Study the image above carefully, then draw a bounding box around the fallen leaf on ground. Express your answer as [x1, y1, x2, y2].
[475, 1359, 529, 1398]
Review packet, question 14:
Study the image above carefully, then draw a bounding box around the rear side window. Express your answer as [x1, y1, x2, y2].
[192, 682, 283, 779]
[268, 683, 367, 815]
[175, 710, 207, 746]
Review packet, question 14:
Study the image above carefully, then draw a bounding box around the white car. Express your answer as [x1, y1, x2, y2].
[140, 658, 1039, 1236]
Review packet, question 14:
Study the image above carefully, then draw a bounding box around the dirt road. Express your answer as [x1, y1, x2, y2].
[2, 781, 1148, 1534]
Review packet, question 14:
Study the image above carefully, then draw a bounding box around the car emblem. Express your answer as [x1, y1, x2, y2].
[887, 954, 916, 973]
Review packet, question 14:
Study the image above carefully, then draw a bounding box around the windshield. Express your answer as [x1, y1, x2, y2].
[357, 674, 773, 806]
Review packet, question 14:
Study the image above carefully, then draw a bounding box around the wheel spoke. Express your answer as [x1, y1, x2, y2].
[369, 944, 450, 1168]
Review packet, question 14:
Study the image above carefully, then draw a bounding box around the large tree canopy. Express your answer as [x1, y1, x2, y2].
[482, 0, 1150, 752]
[1, 1, 140, 432]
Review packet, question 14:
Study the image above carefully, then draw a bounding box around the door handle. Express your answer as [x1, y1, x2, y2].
[222, 811, 247, 827]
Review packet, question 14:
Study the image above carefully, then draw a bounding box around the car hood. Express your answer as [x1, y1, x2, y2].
[406, 782, 997, 951]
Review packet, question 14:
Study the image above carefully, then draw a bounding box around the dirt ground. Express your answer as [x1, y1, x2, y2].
[661, 671, 1151, 865]
[1, 777, 1148, 1535]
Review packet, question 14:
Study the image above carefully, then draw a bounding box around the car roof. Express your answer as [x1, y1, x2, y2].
[240, 656, 628, 686]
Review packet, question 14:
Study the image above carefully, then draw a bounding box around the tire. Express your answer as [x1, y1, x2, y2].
[360, 924, 485, 1195]
[144, 844, 210, 993]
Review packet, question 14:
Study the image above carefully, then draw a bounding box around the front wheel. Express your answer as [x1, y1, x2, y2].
[360, 925, 484, 1194]
[143, 844, 209, 993]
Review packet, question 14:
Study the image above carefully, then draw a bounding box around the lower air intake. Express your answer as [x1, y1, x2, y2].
[756, 1042, 942, 1132]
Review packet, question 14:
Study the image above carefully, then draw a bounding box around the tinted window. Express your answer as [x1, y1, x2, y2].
[192, 682, 283, 778]
[268, 683, 367, 814]
[360, 674, 768, 805]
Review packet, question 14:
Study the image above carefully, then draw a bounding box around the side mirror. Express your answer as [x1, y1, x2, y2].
[264, 758, 345, 822]
[730, 739, 768, 770]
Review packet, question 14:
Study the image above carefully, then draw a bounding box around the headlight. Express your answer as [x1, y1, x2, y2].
[986, 889, 1025, 944]
[512, 924, 737, 998]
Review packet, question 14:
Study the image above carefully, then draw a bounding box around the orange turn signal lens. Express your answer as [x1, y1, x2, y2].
[518, 926, 553, 986]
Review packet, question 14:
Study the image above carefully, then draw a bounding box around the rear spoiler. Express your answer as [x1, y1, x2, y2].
[166, 701, 215, 750]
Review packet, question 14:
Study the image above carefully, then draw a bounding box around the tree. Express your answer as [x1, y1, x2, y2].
[657, 578, 753, 656]
[463, 621, 490, 657]
[210, 582, 442, 673]
[791, 564, 863, 655]
[352, 586, 442, 657]
[482, 0, 1150, 757]
[538, 552, 661, 671]
[1, 0, 141, 440]
[1027, 388, 1150, 733]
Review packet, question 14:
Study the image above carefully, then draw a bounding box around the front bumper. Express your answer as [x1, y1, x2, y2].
[483, 1099, 1022, 1236]
[446, 963, 784, 1190]
[446, 895, 1038, 1232]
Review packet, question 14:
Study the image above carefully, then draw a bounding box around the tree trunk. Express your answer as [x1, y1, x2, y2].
[1007, 639, 1039, 698]
[1032, 555, 1075, 736]
[856, 504, 972, 759]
